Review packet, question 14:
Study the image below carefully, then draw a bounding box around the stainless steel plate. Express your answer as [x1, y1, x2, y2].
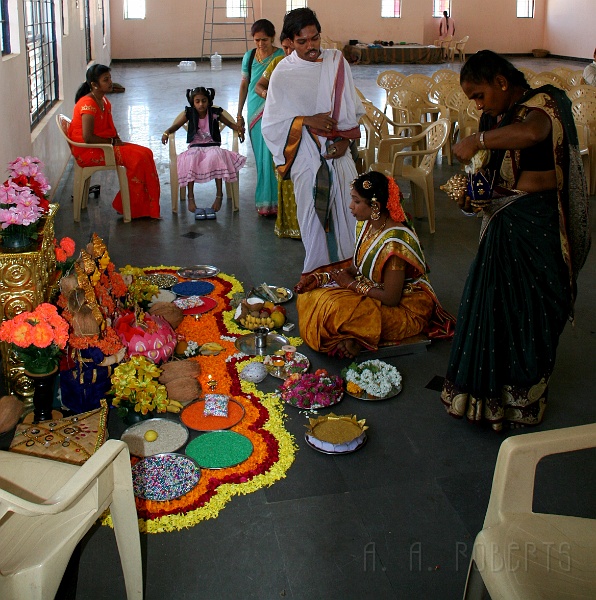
[250, 286, 293, 304]
[177, 265, 220, 279]
[234, 332, 290, 356]
[345, 383, 403, 401]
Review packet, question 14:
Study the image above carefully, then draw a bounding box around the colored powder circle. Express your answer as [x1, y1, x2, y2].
[186, 430, 253, 469]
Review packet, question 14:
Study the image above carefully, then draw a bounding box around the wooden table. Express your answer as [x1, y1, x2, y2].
[344, 44, 443, 65]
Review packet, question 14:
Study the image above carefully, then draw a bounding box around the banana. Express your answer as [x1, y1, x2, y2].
[168, 399, 184, 408]
[200, 342, 224, 355]
[166, 404, 181, 413]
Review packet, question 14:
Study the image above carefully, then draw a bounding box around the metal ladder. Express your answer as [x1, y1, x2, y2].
[201, 0, 255, 60]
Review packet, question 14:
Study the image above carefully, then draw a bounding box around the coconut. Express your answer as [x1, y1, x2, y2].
[149, 301, 184, 329]
[159, 359, 201, 383]
[165, 377, 201, 405]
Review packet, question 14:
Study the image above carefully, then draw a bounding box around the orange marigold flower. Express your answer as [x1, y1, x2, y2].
[59, 236, 76, 256]
[55, 248, 67, 262]
[11, 322, 34, 348]
[30, 322, 54, 348]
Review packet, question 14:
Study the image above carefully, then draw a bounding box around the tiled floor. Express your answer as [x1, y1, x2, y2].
[49, 56, 595, 600]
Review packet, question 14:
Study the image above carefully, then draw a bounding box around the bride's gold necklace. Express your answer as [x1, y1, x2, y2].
[362, 215, 389, 245]
[356, 215, 389, 268]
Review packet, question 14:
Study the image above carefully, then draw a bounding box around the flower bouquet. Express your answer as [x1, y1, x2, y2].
[342, 359, 402, 400]
[279, 369, 344, 410]
[110, 355, 168, 420]
[0, 303, 69, 374]
[1, 156, 51, 250]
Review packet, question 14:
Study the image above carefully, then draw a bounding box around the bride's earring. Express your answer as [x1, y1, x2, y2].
[370, 198, 381, 221]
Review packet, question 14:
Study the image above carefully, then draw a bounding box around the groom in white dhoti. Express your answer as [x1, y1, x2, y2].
[262, 8, 364, 274]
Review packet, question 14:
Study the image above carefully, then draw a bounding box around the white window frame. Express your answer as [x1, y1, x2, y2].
[226, 0, 246, 19]
[433, 0, 451, 18]
[517, 0, 534, 18]
[286, 0, 307, 10]
[124, 0, 145, 20]
[381, 0, 401, 18]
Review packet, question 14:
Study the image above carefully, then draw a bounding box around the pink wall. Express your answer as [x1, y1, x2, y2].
[110, 0, 550, 61]
[544, 0, 594, 59]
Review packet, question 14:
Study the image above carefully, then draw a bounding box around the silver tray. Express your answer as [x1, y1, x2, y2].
[121, 417, 189, 457]
[264, 352, 310, 380]
[250, 285, 293, 304]
[304, 433, 367, 455]
[132, 452, 201, 501]
[234, 332, 290, 356]
[345, 382, 402, 401]
[142, 273, 179, 289]
[177, 265, 220, 279]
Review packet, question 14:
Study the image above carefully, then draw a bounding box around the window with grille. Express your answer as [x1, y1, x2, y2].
[433, 0, 450, 17]
[124, 0, 145, 20]
[517, 0, 534, 18]
[1, 0, 9, 55]
[23, 0, 59, 129]
[226, 0, 246, 19]
[381, 0, 401, 18]
[286, 0, 307, 10]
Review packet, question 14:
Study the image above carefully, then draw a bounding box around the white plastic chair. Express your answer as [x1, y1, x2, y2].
[571, 97, 596, 195]
[0, 439, 143, 599]
[56, 114, 131, 223]
[463, 423, 596, 600]
[448, 36, 469, 62]
[358, 99, 424, 172]
[371, 118, 449, 233]
[376, 70, 406, 116]
[168, 107, 241, 213]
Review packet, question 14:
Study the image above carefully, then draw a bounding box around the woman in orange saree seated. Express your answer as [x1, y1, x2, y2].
[68, 64, 160, 219]
[295, 171, 454, 359]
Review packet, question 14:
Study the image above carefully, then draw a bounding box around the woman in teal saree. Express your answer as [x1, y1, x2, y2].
[237, 19, 284, 215]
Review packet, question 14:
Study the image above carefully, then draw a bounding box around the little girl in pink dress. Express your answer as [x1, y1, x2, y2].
[162, 87, 246, 216]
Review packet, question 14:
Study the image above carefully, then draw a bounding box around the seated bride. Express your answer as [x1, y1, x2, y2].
[294, 171, 454, 359]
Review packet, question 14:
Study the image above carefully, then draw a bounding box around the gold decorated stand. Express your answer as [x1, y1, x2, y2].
[0, 204, 59, 398]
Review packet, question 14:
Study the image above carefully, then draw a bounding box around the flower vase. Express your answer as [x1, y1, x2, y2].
[1, 229, 33, 251]
[25, 366, 58, 422]
[123, 408, 153, 426]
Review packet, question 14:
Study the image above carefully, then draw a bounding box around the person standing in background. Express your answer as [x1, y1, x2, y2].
[237, 20, 284, 216]
[439, 10, 456, 40]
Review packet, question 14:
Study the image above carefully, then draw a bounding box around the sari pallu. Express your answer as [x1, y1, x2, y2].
[68, 96, 160, 219]
[298, 222, 453, 353]
[441, 86, 590, 430]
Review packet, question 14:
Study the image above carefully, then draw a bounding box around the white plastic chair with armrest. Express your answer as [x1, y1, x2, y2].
[358, 99, 424, 172]
[56, 114, 131, 223]
[0, 439, 143, 599]
[463, 423, 596, 600]
[168, 107, 240, 213]
[448, 36, 469, 62]
[371, 118, 449, 234]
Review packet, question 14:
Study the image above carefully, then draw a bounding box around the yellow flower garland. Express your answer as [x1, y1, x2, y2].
[103, 268, 300, 533]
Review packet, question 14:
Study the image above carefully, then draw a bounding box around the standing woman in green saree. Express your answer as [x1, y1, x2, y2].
[441, 50, 591, 431]
[237, 20, 284, 216]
